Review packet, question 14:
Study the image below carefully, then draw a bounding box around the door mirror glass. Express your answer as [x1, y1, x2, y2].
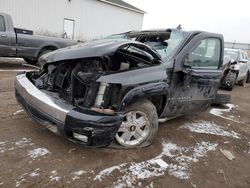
[184, 38, 221, 69]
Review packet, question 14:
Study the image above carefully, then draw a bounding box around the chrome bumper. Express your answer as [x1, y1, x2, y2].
[14, 73, 73, 123]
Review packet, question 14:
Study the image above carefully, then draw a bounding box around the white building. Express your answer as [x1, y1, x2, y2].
[0, 0, 144, 40]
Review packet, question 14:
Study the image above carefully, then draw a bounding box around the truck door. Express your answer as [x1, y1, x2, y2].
[165, 34, 223, 117]
[0, 15, 13, 56]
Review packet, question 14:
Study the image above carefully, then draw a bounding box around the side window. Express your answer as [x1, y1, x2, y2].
[0, 16, 5, 32]
[186, 38, 221, 69]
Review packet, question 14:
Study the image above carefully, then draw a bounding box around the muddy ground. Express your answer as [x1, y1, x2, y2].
[0, 59, 250, 188]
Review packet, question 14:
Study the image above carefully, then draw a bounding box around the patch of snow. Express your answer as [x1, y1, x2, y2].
[29, 168, 40, 177]
[0, 182, 3, 185]
[145, 182, 153, 188]
[13, 109, 24, 116]
[191, 182, 197, 188]
[16, 179, 24, 187]
[16, 173, 28, 187]
[94, 141, 217, 187]
[210, 104, 241, 123]
[71, 170, 87, 181]
[28, 148, 50, 159]
[50, 170, 61, 182]
[1, 138, 34, 153]
[180, 120, 240, 139]
[0, 141, 7, 145]
[154, 158, 169, 168]
[94, 164, 126, 181]
[15, 138, 33, 147]
[0, 141, 7, 153]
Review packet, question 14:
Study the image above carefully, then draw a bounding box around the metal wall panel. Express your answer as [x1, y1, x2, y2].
[0, 0, 144, 40]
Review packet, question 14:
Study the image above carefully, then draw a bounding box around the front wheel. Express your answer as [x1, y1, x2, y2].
[115, 99, 158, 148]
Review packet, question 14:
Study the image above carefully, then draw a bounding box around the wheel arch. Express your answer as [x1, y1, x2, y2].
[35, 44, 59, 58]
[119, 82, 169, 116]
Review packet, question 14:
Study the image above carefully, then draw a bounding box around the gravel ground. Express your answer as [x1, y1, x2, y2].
[0, 62, 250, 188]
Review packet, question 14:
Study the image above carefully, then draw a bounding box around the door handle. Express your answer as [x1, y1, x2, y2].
[0, 34, 7, 38]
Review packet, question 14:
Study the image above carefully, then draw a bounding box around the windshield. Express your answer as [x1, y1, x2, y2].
[101, 29, 189, 60]
[224, 49, 238, 60]
[145, 30, 188, 60]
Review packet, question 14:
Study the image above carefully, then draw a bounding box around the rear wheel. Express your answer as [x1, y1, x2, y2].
[39, 49, 54, 58]
[24, 49, 55, 65]
[115, 99, 158, 148]
[246, 71, 250, 83]
[24, 58, 37, 65]
[224, 71, 237, 91]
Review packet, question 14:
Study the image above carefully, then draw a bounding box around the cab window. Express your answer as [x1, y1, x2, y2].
[0, 16, 5, 32]
[186, 38, 221, 69]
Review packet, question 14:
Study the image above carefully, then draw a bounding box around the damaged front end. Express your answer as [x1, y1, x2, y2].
[15, 39, 164, 147]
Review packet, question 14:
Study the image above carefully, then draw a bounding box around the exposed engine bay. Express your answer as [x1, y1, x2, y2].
[28, 42, 162, 114]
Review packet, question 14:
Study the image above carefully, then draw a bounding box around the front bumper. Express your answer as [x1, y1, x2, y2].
[14, 73, 123, 147]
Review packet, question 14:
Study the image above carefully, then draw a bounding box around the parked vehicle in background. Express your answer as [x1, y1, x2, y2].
[0, 12, 77, 64]
[15, 29, 226, 148]
[222, 48, 250, 87]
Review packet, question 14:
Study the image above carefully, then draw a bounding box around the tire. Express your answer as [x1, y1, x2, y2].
[115, 99, 158, 148]
[238, 75, 247, 86]
[24, 49, 54, 65]
[224, 71, 237, 91]
[212, 94, 231, 105]
[39, 49, 53, 58]
[246, 71, 250, 83]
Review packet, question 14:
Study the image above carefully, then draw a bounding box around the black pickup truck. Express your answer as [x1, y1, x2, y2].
[15, 29, 227, 148]
[0, 12, 77, 64]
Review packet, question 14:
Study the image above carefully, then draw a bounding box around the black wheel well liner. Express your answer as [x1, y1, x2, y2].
[147, 94, 167, 116]
[119, 82, 168, 116]
[38, 45, 58, 56]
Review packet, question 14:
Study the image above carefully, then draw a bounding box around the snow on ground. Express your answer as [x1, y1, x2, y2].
[28, 148, 50, 159]
[180, 120, 241, 139]
[1, 138, 34, 154]
[71, 170, 87, 181]
[15, 172, 30, 187]
[15, 138, 33, 147]
[49, 170, 61, 182]
[94, 164, 127, 181]
[0, 141, 8, 153]
[29, 168, 40, 177]
[209, 104, 241, 123]
[94, 141, 218, 187]
[13, 109, 24, 116]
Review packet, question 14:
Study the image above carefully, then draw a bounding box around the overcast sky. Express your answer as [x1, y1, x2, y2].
[124, 0, 250, 43]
